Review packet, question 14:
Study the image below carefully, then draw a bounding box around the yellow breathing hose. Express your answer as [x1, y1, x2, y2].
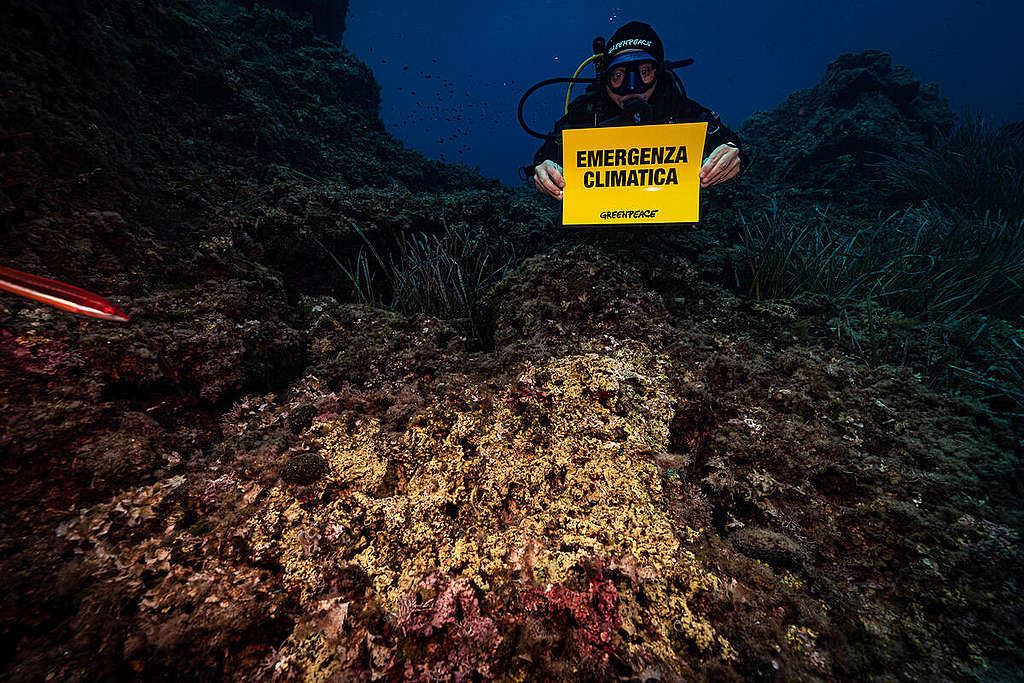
[565, 54, 601, 114]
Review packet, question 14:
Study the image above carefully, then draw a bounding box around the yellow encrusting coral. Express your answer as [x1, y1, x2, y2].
[315, 418, 390, 492]
[250, 342, 736, 672]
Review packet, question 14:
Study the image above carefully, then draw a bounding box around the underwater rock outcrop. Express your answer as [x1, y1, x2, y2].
[0, 0, 510, 298]
[4, 246, 1020, 680]
[739, 50, 956, 195]
[248, 0, 349, 44]
[1, 1, 1021, 681]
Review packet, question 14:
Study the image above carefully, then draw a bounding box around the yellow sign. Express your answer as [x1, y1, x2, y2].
[561, 122, 708, 225]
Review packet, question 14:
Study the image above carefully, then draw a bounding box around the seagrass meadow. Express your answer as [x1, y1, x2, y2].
[1, 1, 1022, 680]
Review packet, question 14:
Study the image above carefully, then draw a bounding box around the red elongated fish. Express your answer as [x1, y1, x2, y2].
[0, 265, 130, 322]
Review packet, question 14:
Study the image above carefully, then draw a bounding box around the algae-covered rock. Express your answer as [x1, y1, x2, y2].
[2, 0, 1022, 680]
[242, 341, 737, 678]
[739, 50, 955, 195]
[253, 0, 349, 43]
[485, 245, 674, 355]
[15, 244, 1023, 681]
[281, 453, 329, 485]
[729, 527, 807, 570]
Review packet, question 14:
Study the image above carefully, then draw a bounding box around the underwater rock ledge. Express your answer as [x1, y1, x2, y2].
[5, 247, 1016, 680]
[0, 0, 1021, 680]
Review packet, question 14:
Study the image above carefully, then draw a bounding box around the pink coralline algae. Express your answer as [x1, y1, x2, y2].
[0, 329, 83, 377]
[520, 560, 623, 666]
[387, 571, 502, 681]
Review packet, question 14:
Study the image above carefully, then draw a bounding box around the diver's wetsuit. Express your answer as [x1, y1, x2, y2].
[533, 77, 749, 174]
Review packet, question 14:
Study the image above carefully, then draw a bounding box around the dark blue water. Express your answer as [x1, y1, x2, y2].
[343, 0, 1023, 184]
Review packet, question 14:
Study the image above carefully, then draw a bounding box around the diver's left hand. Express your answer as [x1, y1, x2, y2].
[700, 144, 741, 187]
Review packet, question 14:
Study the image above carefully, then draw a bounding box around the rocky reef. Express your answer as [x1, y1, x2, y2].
[739, 50, 956, 201]
[1, 1, 1021, 681]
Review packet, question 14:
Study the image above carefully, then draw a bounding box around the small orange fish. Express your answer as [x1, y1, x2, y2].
[0, 265, 130, 322]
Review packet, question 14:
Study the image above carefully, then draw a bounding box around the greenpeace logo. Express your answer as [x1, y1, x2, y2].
[608, 38, 653, 53]
[600, 209, 659, 220]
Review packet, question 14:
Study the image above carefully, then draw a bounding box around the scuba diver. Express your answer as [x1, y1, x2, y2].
[525, 21, 749, 200]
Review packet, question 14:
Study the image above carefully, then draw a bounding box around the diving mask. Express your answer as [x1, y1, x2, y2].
[604, 50, 659, 96]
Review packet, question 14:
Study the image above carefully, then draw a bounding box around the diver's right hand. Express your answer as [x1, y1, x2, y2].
[533, 160, 565, 200]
